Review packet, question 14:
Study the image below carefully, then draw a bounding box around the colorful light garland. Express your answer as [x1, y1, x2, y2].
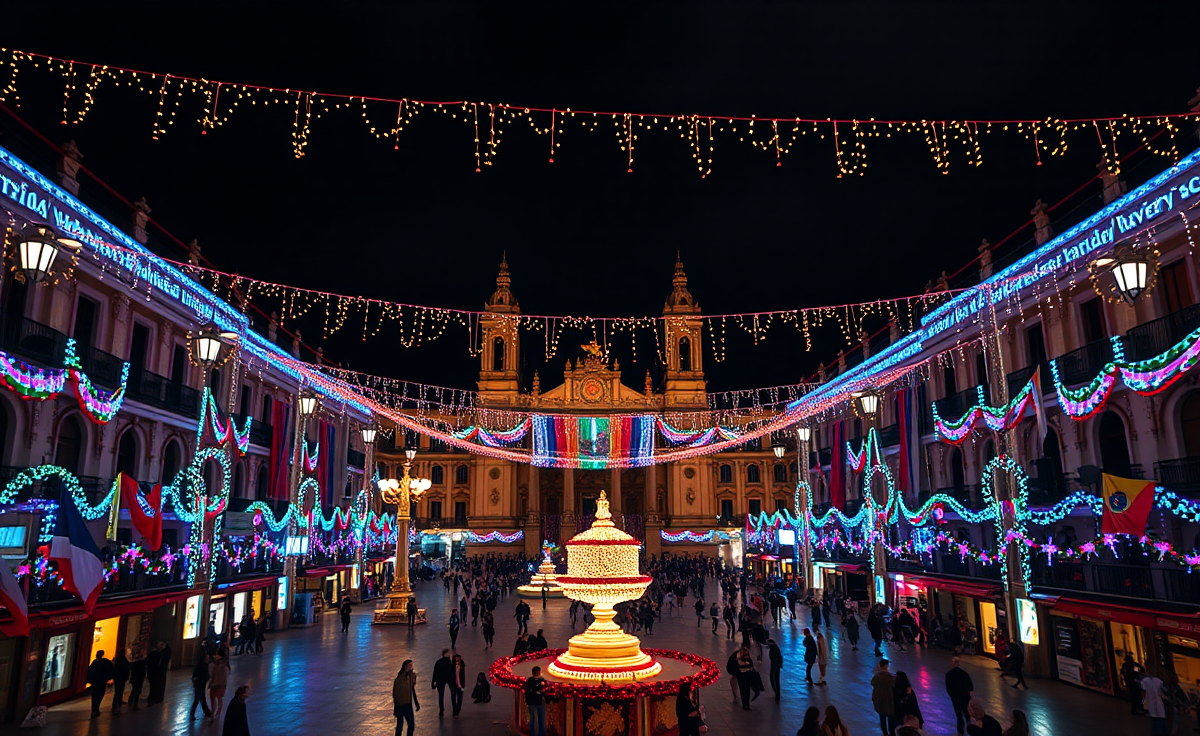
[932, 379, 1036, 444]
[0, 340, 130, 424]
[659, 529, 731, 543]
[1052, 330, 1200, 419]
[464, 530, 525, 544]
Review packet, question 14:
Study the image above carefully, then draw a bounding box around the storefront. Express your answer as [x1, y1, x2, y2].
[890, 574, 1004, 657]
[209, 577, 280, 645]
[814, 562, 868, 602]
[1047, 596, 1200, 700]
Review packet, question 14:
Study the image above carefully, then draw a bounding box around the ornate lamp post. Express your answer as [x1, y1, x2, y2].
[185, 325, 233, 592]
[795, 425, 813, 592]
[374, 448, 430, 622]
[282, 387, 318, 622]
[354, 423, 378, 601]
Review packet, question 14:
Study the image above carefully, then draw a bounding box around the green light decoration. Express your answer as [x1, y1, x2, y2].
[0, 464, 111, 518]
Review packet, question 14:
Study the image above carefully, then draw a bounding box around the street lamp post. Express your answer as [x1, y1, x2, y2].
[853, 391, 886, 606]
[283, 388, 319, 624]
[16, 223, 82, 285]
[187, 325, 232, 593]
[355, 424, 378, 602]
[374, 448, 430, 623]
[795, 426, 813, 594]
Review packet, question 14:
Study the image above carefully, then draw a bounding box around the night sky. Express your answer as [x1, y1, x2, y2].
[3, 3, 1199, 395]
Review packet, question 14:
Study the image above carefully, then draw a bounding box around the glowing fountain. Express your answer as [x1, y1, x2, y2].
[517, 542, 566, 599]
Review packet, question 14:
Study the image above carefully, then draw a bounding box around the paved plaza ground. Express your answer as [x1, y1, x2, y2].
[39, 580, 1157, 736]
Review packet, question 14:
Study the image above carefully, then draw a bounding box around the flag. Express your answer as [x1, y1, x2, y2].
[897, 387, 920, 495]
[46, 481, 106, 613]
[830, 421, 846, 510]
[0, 562, 28, 637]
[1101, 474, 1156, 535]
[1031, 367, 1049, 443]
[118, 474, 164, 551]
[268, 399, 292, 501]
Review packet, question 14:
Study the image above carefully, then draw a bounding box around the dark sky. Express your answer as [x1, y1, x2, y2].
[3, 3, 1199, 395]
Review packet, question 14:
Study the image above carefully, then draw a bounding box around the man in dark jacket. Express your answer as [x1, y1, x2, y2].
[190, 653, 212, 719]
[945, 655, 974, 735]
[431, 648, 454, 717]
[1005, 640, 1028, 689]
[146, 640, 171, 705]
[128, 652, 147, 710]
[111, 650, 130, 713]
[87, 650, 114, 717]
[767, 639, 784, 701]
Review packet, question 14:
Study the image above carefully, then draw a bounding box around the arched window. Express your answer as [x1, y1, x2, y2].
[54, 417, 84, 475]
[950, 448, 965, 491]
[943, 364, 958, 398]
[431, 465, 445, 485]
[492, 336, 506, 372]
[233, 462, 245, 498]
[455, 465, 469, 485]
[256, 465, 269, 500]
[203, 458, 221, 495]
[679, 337, 691, 372]
[1099, 411, 1133, 477]
[719, 464, 733, 484]
[261, 394, 273, 424]
[117, 429, 140, 477]
[773, 463, 788, 483]
[161, 440, 182, 484]
[747, 464, 761, 484]
[1182, 392, 1200, 457]
[981, 439, 996, 466]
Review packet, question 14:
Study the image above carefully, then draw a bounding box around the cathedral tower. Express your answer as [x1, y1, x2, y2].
[661, 253, 706, 408]
[478, 254, 521, 404]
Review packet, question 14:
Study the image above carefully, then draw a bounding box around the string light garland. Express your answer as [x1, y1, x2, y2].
[932, 379, 1037, 444]
[659, 529, 731, 543]
[0, 339, 129, 423]
[3, 49, 1195, 176]
[464, 530, 524, 544]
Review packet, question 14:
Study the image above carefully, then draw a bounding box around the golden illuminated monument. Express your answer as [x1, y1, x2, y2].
[517, 545, 566, 598]
[550, 491, 662, 682]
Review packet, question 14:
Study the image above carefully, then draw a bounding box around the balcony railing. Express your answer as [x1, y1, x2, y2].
[1093, 563, 1155, 599]
[126, 369, 201, 419]
[935, 384, 989, 420]
[1031, 558, 1088, 591]
[1163, 568, 1200, 605]
[233, 414, 273, 447]
[1125, 303, 1200, 362]
[1155, 456, 1200, 495]
[1054, 339, 1115, 387]
[0, 309, 67, 367]
[1006, 362, 1053, 399]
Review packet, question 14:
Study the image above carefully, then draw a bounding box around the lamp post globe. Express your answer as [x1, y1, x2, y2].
[297, 389, 319, 417]
[771, 444, 785, 459]
[17, 224, 80, 285]
[1112, 254, 1150, 303]
[404, 448, 417, 463]
[191, 326, 228, 368]
[854, 391, 880, 417]
[796, 426, 812, 444]
[361, 426, 378, 445]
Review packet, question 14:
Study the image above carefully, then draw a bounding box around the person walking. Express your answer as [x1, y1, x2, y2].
[449, 654, 466, 718]
[767, 638, 783, 701]
[868, 606, 884, 657]
[110, 649, 130, 714]
[432, 648, 454, 717]
[815, 629, 829, 686]
[797, 706, 822, 736]
[87, 650, 114, 717]
[236, 614, 254, 654]
[1122, 655, 1148, 715]
[223, 686, 251, 736]
[821, 705, 850, 736]
[190, 653, 213, 720]
[695, 598, 705, 627]
[340, 598, 353, 633]
[128, 651, 147, 711]
[803, 628, 818, 685]
[449, 611, 461, 650]
[726, 650, 741, 702]
[407, 597, 419, 628]
[894, 671, 924, 728]
[1006, 640, 1028, 690]
[845, 612, 860, 651]
[146, 640, 170, 705]
[482, 610, 496, 649]
[709, 602, 720, 634]
[209, 650, 231, 719]
[965, 700, 1002, 736]
[736, 645, 763, 710]
[393, 660, 420, 736]
[723, 603, 736, 640]
[871, 659, 896, 736]
[525, 665, 547, 736]
[946, 655, 975, 735]
[1140, 670, 1167, 736]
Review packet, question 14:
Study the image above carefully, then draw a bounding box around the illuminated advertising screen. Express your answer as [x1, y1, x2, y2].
[183, 594, 203, 639]
[1017, 598, 1039, 646]
[277, 575, 289, 610]
[777, 529, 796, 546]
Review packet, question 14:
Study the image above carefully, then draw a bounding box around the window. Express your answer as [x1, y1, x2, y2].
[719, 498, 734, 520]
[209, 366, 222, 392]
[943, 364, 957, 398]
[773, 464, 788, 483]
[40, 632, 77, 694]
[430, 500, 443, 520]
[1161, 260, 1195, 314]
[54, 417, 84, 475]
[1079, 298, 1108, 344]
[679, 337, 691, 372]
[975, 351, 989, 387]
[950, 448, 965, 491]
[430, 465, 445, 485]
[747, 464, 761, 484]
[256, 465, 269, 500]
[233, 462, 245, 498]
[161, 440, 182, 483]
[261, 394, 273, 424]
[492, 336, 506, 372]
[170, 344, 188, 384]
[455, 465, 469, 484]
[1098, 411, 1133, 477]
[240, 385, 252, 416]
[131, 322, 151, 374]
[748, 499, 762, 517]
[719, 464, 733, 484]
[454, 501, 467, 521]
[775, 499, 788, 513]
[1025, 322, 1047, 368]
[73, 296, 98, 349]
[116, 430, 139, 476]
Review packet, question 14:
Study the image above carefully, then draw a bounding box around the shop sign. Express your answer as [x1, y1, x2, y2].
[277, 576, 289, 611]
[46, 612, 87, 627]
[1156, 617, 1200, 635]
[874, 574, 886, 603]
[1016, 598, 1039, 646]
[182, 594, 203, 640]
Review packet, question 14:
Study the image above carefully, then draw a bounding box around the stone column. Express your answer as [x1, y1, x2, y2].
[524, 465, 541, 557]
[561, 468, 577, 543]
[609, 467, 623, 529]
[643, 463, 662, 558]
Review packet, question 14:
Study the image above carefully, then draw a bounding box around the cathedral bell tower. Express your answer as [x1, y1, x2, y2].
[661, 253, 706, 409]
[478, 254, 521, 405]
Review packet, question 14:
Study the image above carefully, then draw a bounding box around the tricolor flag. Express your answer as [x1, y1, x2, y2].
[118, 474, 164, 551]
[1031, 367, 1049, 443]
[0, 562, 28, 637]
[1101, 474, 1156, 535]
[46, 482, 106, 613]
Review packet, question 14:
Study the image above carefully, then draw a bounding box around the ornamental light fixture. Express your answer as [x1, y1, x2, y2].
[297, 388, 319, 417]
[191, 325, 227, 368]
[772, 444, 785, 459]
[854, 391, 880, 417]
[408, 477, 431, 498]
[1109, 243, 1151, 303]
[404, 448, 417, 463]
[796, 425, 812, 443]
[17, 224, 81, 284]
[361, 425, 378, 445]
